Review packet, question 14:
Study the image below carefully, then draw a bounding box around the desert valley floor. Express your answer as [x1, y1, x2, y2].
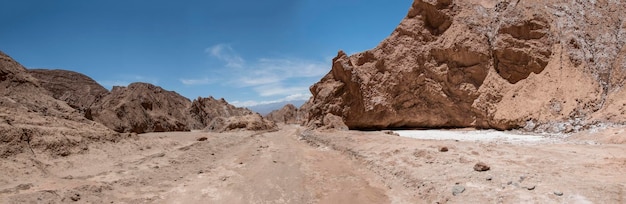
[1, 125, 625, 203]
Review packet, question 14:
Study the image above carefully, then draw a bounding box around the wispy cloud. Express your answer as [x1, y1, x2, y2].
[205, 44, 245, 68]
[196, 44, 329, 106]
[253, 84, 310, 97]
[230, 93, 312, 107]
[180, 77, 213, 85]
[237, 58, 328, 86]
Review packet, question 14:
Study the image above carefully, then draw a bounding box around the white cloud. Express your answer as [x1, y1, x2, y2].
[284, 93, 312, 101]
[180, 77, 213, 85]
[254, 84, 309, 97]
[230, 93, 312, 107]
[239, 76, 281, 86]
[199, 44, 329, 105]
[205, 44, 245, 68]
[230, 100, 262, 107]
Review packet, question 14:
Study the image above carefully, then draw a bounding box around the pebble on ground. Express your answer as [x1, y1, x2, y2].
[474, 162, 490, 171]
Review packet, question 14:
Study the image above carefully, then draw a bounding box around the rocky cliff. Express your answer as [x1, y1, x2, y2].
[0, 52, 121, 157]
[28, 69, 109, 119]
[90, 82, 192, 133]
[305, 0, 626, 132]
[187, 96, 254, 130]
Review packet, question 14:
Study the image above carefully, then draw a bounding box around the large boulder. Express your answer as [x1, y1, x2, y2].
[304, 0, 626, 132]
[28, 69, 109, 119]
[0, 51, 121, 157]
[90, 82, 192, 133]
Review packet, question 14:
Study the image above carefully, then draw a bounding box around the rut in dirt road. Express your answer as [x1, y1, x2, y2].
[158, 125, 390, 203]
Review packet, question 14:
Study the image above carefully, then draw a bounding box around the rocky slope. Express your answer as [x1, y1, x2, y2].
[0, 52, 121, 157]
[205, 113, 278, 133]
[28, 69, 109, 119]
[265, 104, 300, 124]
[90, 83, 192, 133]
[304, 0, 626, 132]
[187, 96, 253, 130]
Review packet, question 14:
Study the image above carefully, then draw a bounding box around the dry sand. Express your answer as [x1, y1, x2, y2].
[1, 125, 625, 203]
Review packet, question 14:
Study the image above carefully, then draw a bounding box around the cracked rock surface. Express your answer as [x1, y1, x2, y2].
[304, 0, 626, 132]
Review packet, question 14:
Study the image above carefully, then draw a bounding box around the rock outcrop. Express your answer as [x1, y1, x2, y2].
[0, 51, 121, 157]
[90, 83, 192, 133]
[205, 113, 278, 133]
[28, 69, 109, 119]
[187, 96, 253, 130]
[305, 0, 626, 132]
[265, 104, 299, 124]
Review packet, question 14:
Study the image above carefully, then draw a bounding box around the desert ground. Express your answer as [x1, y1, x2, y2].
[1, 125, 625, 203]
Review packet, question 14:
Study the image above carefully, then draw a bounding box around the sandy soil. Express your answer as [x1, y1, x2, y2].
[1, 125, 625, 203]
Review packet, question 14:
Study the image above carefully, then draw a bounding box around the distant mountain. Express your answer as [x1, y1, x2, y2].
[247, 100, 307, 115]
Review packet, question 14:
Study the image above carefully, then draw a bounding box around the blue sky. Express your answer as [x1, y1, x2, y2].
[0, 0, 410, 107]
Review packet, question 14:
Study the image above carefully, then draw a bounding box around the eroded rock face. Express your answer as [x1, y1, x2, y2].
[187, 97, 253, 130]
[265, 104, 299, 124]
[28, 69, 109, 119]
[0, 52, 121, 157]
[90, 83, 192, 133]
[305, 0, 626, 132]
[205, 114, 278, 133]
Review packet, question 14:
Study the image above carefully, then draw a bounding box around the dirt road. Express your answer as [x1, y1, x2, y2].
[1, 125, 391, 203]
[1, 125, 625, 203]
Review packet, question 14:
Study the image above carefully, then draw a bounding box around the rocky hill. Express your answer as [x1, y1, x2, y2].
[206, 113, 278, 132]
[187, 96, 254, 130]
[265, 104, 299, 124]
[90, 82, 192, 133]
[0, 52, 121, 157]
[28, 69, 109, 119]
[304, 0, 626, 132]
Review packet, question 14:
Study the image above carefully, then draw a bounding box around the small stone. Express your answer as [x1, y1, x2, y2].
[197, 137, 208, 141]
[452, 185, 465, 196]
[473, 162, 490, 171]
[239, 162, 243, 164]
[70, 193, 80, 201]
[519, 176, 526, 182]
[383, 130, 400, 136]
[554, 191, 563, 196]
[525, 185, 536, 190]
[439, 146, 449, 152]
[16, 183, 33, 191]
[486, 176, 492, 181]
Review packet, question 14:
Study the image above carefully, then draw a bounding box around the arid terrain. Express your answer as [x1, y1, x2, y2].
[2, 0, 626, 203]
[1, 125, 625, 203]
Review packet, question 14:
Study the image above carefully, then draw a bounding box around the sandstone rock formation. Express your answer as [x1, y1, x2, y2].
[90, 83, 192, 133]
[28, 69, 109, 119]
[187, 96, 253, 130]
[305, 0, 626, 132]
[0, 51, 121, 157]
[265, 104, 299, 124]
[205, 114, 278, 133]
